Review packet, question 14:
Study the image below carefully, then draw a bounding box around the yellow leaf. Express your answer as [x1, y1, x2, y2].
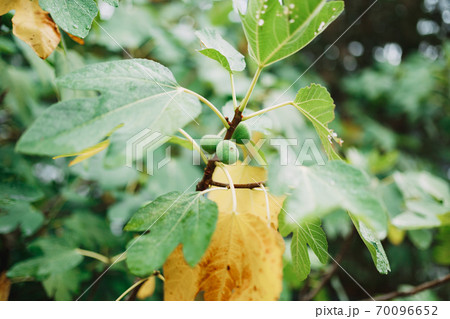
[164, 163, 285, 301]
[209, 162, 285, 229]
[136, 276, 156, 300]
[1, 0, 61, 59]
[0, 271, 11, 301]
[67, 32, 85, 45]
[387, 223, 405, 246]
[53, 140, 110, 166]
[164, 213, 284, 301]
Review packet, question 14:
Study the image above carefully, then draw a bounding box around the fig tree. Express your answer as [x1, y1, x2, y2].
[231, 122, 251, 144]
[216, 140, 239, 164]
[200, 135, 222, 154]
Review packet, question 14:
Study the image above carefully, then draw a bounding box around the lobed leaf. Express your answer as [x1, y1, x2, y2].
[195, 28, 246, 73]
[16, 59, 201, 157]
[292, 84, 342, 160]
[239, 0, 344, 66]
[125, 192, 219, 277]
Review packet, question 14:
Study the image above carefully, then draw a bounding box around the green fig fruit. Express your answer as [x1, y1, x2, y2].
[216, 140, 239, 164]
[231, 122, 252, 144]
[200, 135, 222, 154]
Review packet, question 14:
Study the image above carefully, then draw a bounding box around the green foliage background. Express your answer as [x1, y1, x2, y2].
[0, 0, 449, 300]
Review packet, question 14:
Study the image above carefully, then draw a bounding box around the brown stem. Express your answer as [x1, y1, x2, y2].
[302, 229, 355, 301]
[366, 274, 450, 301]
[196, 108, 243, 191]
[210, 180, 265, 189]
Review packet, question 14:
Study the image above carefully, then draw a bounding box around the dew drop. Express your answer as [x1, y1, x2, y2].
[318, 21, 326, 31]
[263, 4, 268, 9]
[289, 19, 295, 23]
[333, 7, 337, 11]
[258, 19, 265, 26]
[73, 24, 79, 29]
[289, 3, 295, 9]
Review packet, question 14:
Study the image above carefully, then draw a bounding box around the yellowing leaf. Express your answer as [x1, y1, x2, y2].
[1, 0, 61, 59]
[53, 140, 110, 166]
[164, 213, 284, 301]
[164, 163, 285, 301]
[209, 162, 285, 229]
[387, 223, 406, 246]
[136, 276, 156, 300]
[0, 271, 11, 301]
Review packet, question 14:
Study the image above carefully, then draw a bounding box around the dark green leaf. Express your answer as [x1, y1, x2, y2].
[349, 215, 390, 274]
[125, 191, 218, 277]
[286, 217, 328, 281]
[7, 240, 84, 279]
[0, 199, 44, 236]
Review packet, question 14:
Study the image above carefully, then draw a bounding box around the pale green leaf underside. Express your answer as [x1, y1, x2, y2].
[391, 171, 450, 229]
[39, 0, 98, 38]
[196, 28, 246, 73]
[270, 160, 388, 238]
[293, 84, 342, 160]
[16, 59, 201, 156]
[349, 214, 391, 274]
[125, 191, 218, 277]
[241, 0, 344, 66]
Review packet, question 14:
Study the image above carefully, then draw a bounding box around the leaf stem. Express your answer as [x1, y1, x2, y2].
[257, 184, 271, 228]
[199, 187, 228, 196]
[242, 101, 293, 120]
[116, 278, 147, 301]
[111, 252, 127, 264]
[178, 128, 208, 164]
[75, 249, 110, 264]
[230, 73, 238, 109]
[182, 88, 230, 128]
[216, 163, 237, 214]
[238, 66, 263, 112]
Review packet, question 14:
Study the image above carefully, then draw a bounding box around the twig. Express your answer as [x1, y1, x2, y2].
[196, 108, 244, 191]
[367, 274, 450, 301]
[302, 229, 355, 301]
[209, 180, 265, 189]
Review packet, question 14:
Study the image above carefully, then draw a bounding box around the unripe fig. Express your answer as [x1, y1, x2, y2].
[216, 140, 239, 164]
[231, 122, 252, 144]
[200, 135, 222, 154]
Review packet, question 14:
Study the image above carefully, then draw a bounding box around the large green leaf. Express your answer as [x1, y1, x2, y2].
[125, 191, 218, 277]
[281, 216, 328, 280]
[16, 59, 201, 156]
[270, 160, 388, 237]
[292, 84, 342, 160]
[239, 0, 344, 66]
[195, 28, 245, 73]
[349, 215, 391, 274]
[39, 0, 98, 38]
